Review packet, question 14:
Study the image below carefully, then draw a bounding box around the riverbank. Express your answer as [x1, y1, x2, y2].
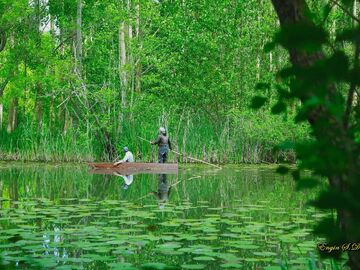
[0, 133, 298, 164]
[0, 109, 307, 164]
[0, 152, 295, 164]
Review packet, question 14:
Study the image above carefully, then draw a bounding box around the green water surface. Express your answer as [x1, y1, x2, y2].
[0, 163, 346, 270]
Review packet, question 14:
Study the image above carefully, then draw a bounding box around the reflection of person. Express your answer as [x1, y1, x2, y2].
[114, 147, 134, 166]
[113, 172, 133, 190]
[151, 127, 172, 163]
[43, 226, 68, 259]
[153, 174, 171, 208]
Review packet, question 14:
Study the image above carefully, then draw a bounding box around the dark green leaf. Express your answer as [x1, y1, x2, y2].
[336, 28, 360, 43]
[251, 96, 267, 109]
[255, 83, 270, 91]
[271, 102, 286, 114]
[275, 141, 295, 151]
[274, 22, 328, 52]
[310, 189, 353, 210]
[291, 170, 300, 181]
[313, 217, 345, 251]
[276, 165, 290, 175]
[296, 177, 320, 190]
[339, 0, 354, 9]
[264, 42, 275, 53]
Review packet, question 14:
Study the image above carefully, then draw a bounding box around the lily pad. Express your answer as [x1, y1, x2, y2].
[181, 264, 206, 269]
[141, 262, 180, 269]
[193, 256, 215, 261]
[220, 263, 243, 268]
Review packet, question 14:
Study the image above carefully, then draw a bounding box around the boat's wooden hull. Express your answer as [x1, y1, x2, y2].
[88, 162, 178, 175]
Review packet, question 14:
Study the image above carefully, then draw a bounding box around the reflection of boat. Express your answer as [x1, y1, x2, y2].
[88, 163, 178, 175]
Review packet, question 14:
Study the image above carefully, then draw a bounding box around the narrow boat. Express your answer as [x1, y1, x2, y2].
[88, 162, 178, 175]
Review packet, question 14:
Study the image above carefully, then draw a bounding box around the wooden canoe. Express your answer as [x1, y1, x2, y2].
[88, 162, 178, 175]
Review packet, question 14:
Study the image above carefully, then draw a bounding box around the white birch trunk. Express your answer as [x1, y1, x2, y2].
[127, 0, 135, 112]
[135, 2, 140, 37]
[7, 99, 17, 133]
[135, 2, 142, 92]
[76, 0, 83, 72]
[119, 17, 127, 130]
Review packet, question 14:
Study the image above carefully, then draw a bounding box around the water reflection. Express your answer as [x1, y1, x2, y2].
[153, 174, 171, 209]
[113, 172, 134, 190]
[43, 226, 68, 261]
[0, 164, 300, 208]
[0, 163, 331, 270]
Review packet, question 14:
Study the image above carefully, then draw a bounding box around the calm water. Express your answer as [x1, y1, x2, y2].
[0, 163, 343, 270]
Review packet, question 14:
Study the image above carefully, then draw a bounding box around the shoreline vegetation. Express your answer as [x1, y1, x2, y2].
[0, 112, 306, 164]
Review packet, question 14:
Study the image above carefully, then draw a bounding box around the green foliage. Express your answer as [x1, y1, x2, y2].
[270, 23, 328, 53]
[0, 0, 305, 164]
[261, 0, 360, 266]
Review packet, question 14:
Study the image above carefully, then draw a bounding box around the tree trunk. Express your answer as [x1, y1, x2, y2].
[127, 0, 135, 112]
[135, 2, 142, 92]
[50, 95, 55, 130]
[270, 1, 360, 269]
[63, 108, 71, 135]
[7, 99, 17, 133]
[35, 83, 43, 131]
[50, 14, 55, 35]
[0, 29, 6, 52]
[256, 54, 260, 80]
[119, 17, 127, 131]
[59, 20, 66, 130]
[76, 0, 83, 73]
[60, 25, 65, 56]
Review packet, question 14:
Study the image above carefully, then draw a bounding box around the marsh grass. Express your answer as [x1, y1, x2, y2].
[0, 112, 307, 163]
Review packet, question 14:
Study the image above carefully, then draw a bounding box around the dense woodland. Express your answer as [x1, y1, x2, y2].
[0, 0, 313, 163]
[1, 1, 360, 269]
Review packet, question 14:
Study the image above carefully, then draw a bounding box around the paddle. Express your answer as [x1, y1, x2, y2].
[137, 136, 222, 169]
[112, 154, 126, 167]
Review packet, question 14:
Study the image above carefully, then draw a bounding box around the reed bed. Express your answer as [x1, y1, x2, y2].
[0, 111, 307, 164]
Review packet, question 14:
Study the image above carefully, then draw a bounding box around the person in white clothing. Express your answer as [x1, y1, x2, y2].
[114, 147, 134, 166]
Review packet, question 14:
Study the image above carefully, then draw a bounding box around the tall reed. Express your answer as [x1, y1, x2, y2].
[0, 111, 307, 163]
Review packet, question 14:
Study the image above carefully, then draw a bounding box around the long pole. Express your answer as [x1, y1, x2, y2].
[138, 136, 222, 169]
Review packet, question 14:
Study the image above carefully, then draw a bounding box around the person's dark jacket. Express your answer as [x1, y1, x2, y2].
[153, 134, 172, 150]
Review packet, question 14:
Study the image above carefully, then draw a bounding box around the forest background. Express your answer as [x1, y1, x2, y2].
[0, 0, 354, 163]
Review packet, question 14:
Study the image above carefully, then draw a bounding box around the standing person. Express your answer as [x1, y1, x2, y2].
[151, 127, 172, 163]
[114, 147, 134, 166]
